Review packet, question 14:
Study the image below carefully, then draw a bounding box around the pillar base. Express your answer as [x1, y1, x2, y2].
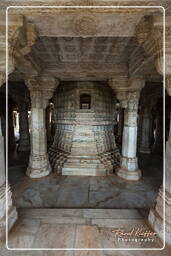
[26, 155, 51, 178]
[0, 185, 18, 239]
[116, 167, 142, 181]
[26, 165, 51, 178]
[148, 189, 171, 245]
[116, 156, 142, 181]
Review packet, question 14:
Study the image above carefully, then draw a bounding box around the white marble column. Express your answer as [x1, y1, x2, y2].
[0, 117, 17, 239]
[139, 108, 152, 154]
[17, 103, 30, 152]
[116, 90, 142, 181]
[25, 76, 59, 178]
[148, 77, 171, 245]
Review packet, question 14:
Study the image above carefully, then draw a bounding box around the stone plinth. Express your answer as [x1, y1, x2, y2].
[49, 82, 120, 176]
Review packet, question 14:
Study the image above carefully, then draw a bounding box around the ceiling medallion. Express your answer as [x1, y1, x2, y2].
[72, 15, 97, 36]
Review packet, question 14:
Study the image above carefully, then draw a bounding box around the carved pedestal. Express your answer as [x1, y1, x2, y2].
[49, 82, 120, 176]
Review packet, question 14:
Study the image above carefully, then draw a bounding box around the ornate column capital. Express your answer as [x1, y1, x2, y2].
[108, 77, 129, 108]
[24, 75, 60, 108]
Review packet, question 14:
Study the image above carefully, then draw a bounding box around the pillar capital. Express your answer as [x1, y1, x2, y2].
[25, 75, 60, 108]
[108, 77, 128, 108]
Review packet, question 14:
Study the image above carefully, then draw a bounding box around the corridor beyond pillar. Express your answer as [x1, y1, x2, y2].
[18, 102, 30, 152]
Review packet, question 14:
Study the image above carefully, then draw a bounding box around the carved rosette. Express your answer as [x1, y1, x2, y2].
[72, 14, 97, 36]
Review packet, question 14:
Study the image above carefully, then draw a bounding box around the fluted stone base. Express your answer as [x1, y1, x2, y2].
[26, 154, 51, 178]
[116, 157, 142, 181]
[116, 168, 142, 181]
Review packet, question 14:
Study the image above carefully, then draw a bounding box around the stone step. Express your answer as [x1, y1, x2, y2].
[66, 158, 100, 164]
[18, 208, 144, 227]
[62, 167, 106, 176]
[63, 162, 104, 168]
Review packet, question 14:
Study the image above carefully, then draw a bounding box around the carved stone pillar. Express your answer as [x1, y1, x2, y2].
[0, 117, 17, 239]
[25, 76, 59, 178]
[117, 90, 142, 181]
[109, 78, 144, 180]
[139, 108, 152, 154]
[148, 78, 171, 245]
[17, 102, 30, 152]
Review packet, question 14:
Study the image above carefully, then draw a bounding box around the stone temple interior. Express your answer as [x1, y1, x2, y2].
[0, 0, 171, 255]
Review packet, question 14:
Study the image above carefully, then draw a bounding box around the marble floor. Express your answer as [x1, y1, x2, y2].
[0, 151, 168, 254]
[0, 208, 167, 251]
[8, 151, 162, 209]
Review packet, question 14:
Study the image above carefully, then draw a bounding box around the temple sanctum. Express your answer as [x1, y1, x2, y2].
[0, 0, 171, 254]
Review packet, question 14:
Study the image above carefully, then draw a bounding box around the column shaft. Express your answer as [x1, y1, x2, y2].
[26, 108, 51, 178]
[24, 76, 59, 178]
[116, 91, 141, 181]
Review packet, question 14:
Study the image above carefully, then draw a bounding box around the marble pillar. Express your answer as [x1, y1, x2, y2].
[17, 103, 30, 152]
[0, 117, 17, 239]
[139, 108, 152, 154]
[25, 76, 59, 178]
[116, 90, 142, 181]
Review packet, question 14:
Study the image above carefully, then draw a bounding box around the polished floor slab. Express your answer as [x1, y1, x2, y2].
[5, 208, 163, 250]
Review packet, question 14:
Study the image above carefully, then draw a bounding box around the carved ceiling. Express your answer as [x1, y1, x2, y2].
[23, 35, 159, 81]
[0, 1, 165, 82]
